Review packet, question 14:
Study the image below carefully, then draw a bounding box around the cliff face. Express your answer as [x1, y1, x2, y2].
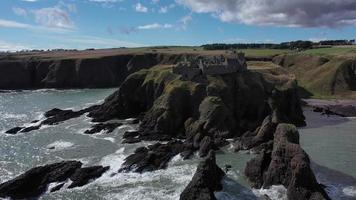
[273, 54, 356, 98]
[0, 53, 203, 89]
[89, 65, 305, 142]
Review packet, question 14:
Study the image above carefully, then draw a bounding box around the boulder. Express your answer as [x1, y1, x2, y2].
[0, 161, 109, 199]
[6, 105, 99, 134]
[84, 123, 122, 134]
[119, 140, 189, 173]
[5, 127, 23, 134]
[68, 166, 109, 188]
[0, 161, 82, 199]
[180, 151, 225, 200]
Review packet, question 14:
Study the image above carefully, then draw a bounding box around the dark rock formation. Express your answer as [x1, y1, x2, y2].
[5, 106, 99, 134]
[0, 161, 109, 199]
[180, 150, 225, 200]
[88, 65, 305, 152]
[0, 161, 81, 199]
[67, 166, 109, 188]
[122, 130, 173, 144]
[5, 127, 23, 134]
[244, 124, 330, 200]
[119, 140, 189, 173]
[240, 115, 276, 150]
[198, 136, 215, 157]
[84, 123, 122, 134]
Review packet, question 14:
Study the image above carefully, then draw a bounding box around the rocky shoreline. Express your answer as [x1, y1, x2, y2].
[304, 99, 356, 117]
[0, 57, 331, 199]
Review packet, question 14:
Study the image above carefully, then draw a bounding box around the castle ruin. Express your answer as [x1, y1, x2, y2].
[172, 51, 247, 79]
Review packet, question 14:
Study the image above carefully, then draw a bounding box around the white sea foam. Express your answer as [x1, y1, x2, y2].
[2, 113, 27, 120]
[252, 185, 287, 200]
[343, 186, 356, 197]
[93, 147, 197, 200]
[102, 137, 116, 143]
[47, 140, 74, 151]
[169, 154, 183, 166]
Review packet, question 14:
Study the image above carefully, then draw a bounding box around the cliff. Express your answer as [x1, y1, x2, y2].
[273, 54, 356, 98]
[0, 52, 203, 89]
[88, 64, 305, 143]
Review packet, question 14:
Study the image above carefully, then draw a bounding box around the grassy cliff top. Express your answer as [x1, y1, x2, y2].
[1, 46, 291, 60]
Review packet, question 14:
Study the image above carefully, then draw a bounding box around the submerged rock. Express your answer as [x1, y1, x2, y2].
[5, 127, 23, 134]
[0, 161, 82, 199]
[122, 130, 174, 144]
[68, 166, 109, 188]
[0, 161, 109, 199]
[119, 140, 189, 173]
[180, 150, 225, 200]
[5, 105, 100, 134]
[84, 122, 122, 134]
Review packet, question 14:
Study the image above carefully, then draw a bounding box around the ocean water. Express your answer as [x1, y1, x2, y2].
[0, 89, 355, 200]
[299, 109, 356, 200]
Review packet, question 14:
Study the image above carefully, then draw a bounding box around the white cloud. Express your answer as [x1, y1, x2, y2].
[0, 18, 73, 34]
[13, 7, 28, 17]
[32, 3, 76, 29]
[137, 23, 173, 30]
[0, 19, 31, 28]
[176, 0, 356, 28]
[177, 14, 192, 30]
[21, 0, 38, 2]
[158, 6, 168, 13]
[158, 4, 175, 13]
[135, 3, 148, 13]
[44, 35, 142, 49]
[0, 40, 31, 52]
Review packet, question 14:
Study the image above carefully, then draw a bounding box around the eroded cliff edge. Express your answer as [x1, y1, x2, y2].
[0, 52, 204, 89]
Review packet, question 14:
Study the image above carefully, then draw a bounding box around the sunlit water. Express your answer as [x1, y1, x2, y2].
[0, 89, 355, 199]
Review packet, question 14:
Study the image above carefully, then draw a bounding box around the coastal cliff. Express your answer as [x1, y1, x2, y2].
[0, 52, 202, 89]
[2, 54, 332, 199]
[88, 64, 305, 140]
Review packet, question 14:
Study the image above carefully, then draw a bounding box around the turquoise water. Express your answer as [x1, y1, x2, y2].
[0, 89, 355, 200]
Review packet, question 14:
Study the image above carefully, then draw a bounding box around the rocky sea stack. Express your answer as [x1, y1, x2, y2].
[243, 123, 330, 200]
[88, 63, 305, 144]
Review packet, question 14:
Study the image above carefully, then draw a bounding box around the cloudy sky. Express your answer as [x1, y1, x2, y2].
[1, 0, 356, 51]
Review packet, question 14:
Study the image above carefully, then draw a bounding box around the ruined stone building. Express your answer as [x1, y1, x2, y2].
[172, 51, 247, 79]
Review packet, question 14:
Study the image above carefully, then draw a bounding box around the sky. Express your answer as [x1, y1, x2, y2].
[1, 0, 356, 51]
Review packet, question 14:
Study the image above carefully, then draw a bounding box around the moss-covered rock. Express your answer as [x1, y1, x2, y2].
[89, 64, 305, 153]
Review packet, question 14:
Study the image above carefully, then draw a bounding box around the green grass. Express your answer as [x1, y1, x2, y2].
[301, 46, 356, 56]
[239, 49, 292, 57]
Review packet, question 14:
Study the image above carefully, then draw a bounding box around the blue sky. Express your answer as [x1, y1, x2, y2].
[0, 0, 356, 51]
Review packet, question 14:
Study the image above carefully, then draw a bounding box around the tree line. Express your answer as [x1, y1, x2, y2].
[201, 40, 356, 50]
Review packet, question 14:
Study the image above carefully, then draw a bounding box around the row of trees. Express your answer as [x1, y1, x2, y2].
[202, 40, 356, 50]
